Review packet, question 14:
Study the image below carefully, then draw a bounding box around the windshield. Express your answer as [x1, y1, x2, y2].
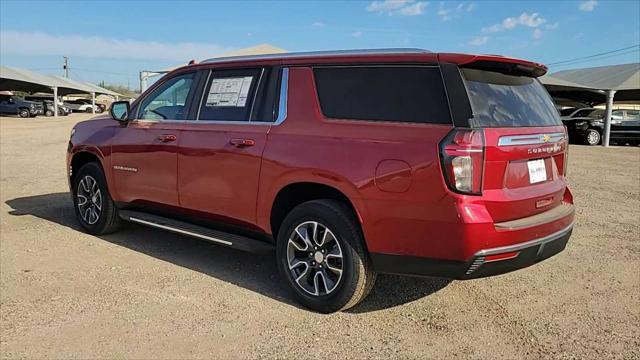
[462, 68, 561, 127]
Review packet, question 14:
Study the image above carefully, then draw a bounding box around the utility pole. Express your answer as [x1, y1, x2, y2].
[63, 56, 69, 78]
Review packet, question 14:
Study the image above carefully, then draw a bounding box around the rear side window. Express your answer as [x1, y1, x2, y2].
[462, 68, 561, 127]
[314, 66, 452, 124]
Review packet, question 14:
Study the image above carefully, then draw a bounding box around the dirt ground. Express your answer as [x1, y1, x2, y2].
[1, 114, 638, 359]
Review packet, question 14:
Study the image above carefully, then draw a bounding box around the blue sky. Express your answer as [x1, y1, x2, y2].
[1, 0, 639, 88]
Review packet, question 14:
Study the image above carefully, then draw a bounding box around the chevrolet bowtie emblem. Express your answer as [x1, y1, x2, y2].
[542, 134, 551, 143]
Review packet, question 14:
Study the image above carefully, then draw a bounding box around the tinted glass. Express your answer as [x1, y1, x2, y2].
[626, 110, 640, 120]
[314, 66, 452, 124]
[560, 108, 577, 116]
[463, 68, 561, 127]
[199, 69, 262, 121]
[139, 73, 195, 120]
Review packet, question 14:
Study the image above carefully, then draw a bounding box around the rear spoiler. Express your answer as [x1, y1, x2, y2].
[437, 53, 548, 77]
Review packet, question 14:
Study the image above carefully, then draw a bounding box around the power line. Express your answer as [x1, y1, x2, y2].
[549, 48, 640, 69]
[547, 44, 639, 66]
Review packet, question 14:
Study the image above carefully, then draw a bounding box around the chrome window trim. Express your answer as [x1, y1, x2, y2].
[497, 132, 565, 146]
[274, 68, 289, 125]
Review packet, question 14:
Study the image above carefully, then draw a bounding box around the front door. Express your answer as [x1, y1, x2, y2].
[178, 68, 272, 226]
[111, 72, 197, 207]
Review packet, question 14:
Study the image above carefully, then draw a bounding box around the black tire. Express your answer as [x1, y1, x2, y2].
[85, 107, 94, 113]
[45, 110, 54, 116]
[276, 199, 376, 313]
[583, 129, 601, 146]
[18, 108, 30, 118]
[72, 162, 121, 235]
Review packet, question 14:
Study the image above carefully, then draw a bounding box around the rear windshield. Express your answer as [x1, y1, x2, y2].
[462, 68, 561, 127]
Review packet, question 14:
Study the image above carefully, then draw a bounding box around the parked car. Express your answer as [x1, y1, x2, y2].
[562, 108, 640, 145]
[64, 99, 103, 113]
[67, 50, 575, 312]
[24, 95, 71, 116]
[0, 95, 43, 117]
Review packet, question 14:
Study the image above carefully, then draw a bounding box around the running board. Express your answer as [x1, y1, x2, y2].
[118, 210, 274, 253]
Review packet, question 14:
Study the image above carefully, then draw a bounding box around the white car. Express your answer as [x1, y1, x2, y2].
[63, 99, 103, 113]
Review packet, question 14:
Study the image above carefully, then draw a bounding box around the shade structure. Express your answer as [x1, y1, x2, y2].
[1, 66, 121, 96]
[549, 63, 640, 146]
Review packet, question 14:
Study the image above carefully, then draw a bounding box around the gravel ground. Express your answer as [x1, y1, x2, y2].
[1, 114, 639, 359]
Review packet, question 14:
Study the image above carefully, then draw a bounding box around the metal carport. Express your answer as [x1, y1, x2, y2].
[1, 66, 121, 117]
[548, 63, 640, 146]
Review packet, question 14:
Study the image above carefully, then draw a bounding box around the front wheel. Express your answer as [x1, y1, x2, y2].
[85, 108, 93, 113]
[583, 129, 601, 146]
[72, 162, 121, 235]
[45, 110, 54, 116]
[276, 200, 377, 313]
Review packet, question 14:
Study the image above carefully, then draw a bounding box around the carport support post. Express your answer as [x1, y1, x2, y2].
[52, 86, 58, 118]
[91, 92, 96, 114]
[603, 89, 616, 147]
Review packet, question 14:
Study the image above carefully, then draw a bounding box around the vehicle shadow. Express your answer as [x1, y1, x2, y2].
[5, 192, 450, 313]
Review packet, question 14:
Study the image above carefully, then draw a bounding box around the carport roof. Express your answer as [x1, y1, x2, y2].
[550, 63, 640, 91]
[539, 74, 598, 90]
[0, 66, 121, 96]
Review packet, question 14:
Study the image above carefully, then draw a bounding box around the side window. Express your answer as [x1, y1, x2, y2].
[138, 73, 195, 120]
[313, 66, 452, 124]
[198, 68, 262, 121]
[625, 110, 640, 120]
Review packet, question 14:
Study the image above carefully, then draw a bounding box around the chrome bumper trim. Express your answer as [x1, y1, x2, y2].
[475, 222, 574, 257]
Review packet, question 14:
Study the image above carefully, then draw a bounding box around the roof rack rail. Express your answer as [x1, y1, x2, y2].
[201, 48, 431, 64]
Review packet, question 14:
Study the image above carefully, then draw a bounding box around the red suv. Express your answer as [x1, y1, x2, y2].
[67, 49, 575, 312]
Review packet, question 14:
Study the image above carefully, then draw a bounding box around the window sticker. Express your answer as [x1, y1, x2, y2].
[206, 76, 254, 107]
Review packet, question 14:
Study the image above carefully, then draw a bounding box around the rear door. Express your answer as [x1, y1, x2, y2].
[461, 67, 568, 222]
[111, 72, 198, 206]
[177, 67, 277, 226]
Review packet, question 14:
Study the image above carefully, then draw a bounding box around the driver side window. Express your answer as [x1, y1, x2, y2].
[138, 73, 195, 120]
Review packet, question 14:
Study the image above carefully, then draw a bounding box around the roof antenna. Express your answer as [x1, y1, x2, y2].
[188, 59, 197, 65]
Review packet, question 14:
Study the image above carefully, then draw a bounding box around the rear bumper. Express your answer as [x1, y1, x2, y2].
[371, 221, 573, 280]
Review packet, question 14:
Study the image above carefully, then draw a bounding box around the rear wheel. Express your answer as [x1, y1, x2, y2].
[72, 162, 121, 235]
[85, 107, 93, 113]
[18, 108, 30, 118]
[276, 200, 376, 313]
[583, 129, 601, 146]
[45, 110, 54, 116]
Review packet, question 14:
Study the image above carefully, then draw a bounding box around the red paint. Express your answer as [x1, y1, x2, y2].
[67, 51, 574, 267]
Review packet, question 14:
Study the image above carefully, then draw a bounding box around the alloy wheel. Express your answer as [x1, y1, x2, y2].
[286, 221, 344, 296]
[76, 175, 102, 225]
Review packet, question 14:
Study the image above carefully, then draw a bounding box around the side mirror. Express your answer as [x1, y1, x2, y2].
[110, 101, 130, 122]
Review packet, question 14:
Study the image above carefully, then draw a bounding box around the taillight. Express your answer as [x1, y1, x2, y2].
[439, 128, 485, 195]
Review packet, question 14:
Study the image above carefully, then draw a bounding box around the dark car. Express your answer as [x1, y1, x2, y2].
[24, 95, 71, 116]
[563, 108, 640, 145]
[67, 49, 574, 312]
[0, 95, 43, 117]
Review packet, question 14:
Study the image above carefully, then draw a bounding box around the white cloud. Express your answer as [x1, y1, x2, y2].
[352, 31, 364, 37]
[366, 0, 427, 16]
[579, 0, 598, 12]
[545, 22, 559, 30]
[533, 28, 543, 40]
[311, 21, 325, 28]
[469, 36, 489, 46]
[438, 2, 476, 21]
[399, 1, 426, 15]
[482, 12, 546, 33]
[0, 30, 232, 61]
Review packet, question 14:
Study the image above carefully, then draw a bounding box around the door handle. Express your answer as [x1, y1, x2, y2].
[229, 138, 256, 148]
[157, 134, 177, 142]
